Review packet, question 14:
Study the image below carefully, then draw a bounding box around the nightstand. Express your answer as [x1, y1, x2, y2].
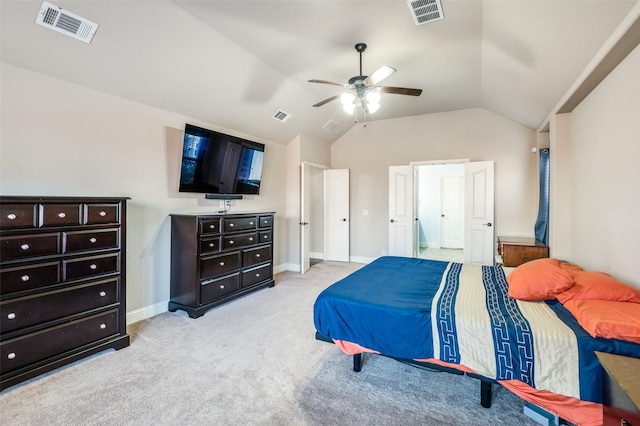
[596, 351, 640, 426]
[497, 236, 549, 267]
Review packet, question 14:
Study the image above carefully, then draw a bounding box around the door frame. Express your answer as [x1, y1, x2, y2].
[300, 161, 329, 273]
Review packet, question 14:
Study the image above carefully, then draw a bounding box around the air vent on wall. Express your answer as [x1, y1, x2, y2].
[272, 110, 292, 123]
[323, 119, 340, 132]
[35, 1, 98, 43]
[406, 0, 445, 26]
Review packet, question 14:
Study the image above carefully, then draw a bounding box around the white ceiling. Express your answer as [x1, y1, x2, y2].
[1, 0, 637, 145]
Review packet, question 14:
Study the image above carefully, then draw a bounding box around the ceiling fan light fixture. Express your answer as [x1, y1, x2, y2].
[341, 93, 356, 114]
[367, 102, 380, 114]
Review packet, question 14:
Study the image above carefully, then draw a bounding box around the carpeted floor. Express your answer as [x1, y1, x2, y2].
[0, 261, 538, 425]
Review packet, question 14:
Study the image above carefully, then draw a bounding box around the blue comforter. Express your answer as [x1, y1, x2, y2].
[313, 256, 640, 404]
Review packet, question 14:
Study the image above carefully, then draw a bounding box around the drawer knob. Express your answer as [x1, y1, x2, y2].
[263, 235, 268, 239]
[99, 324, 107, 329]
[99, 291, 107, 297]
[229, 223, 235, 227]
[58, 212, 66, 218]
[21, 274, 30, 282]
[209, 224, 215, 229]
[7, 352, 16, 360]
[219, 285, 225, 289]
[7, 312, 16, 320]
[229, 240, 234, 245]
[90, 264, 98, 270]
[250, 221, 254, 225]
[20, 243, 30, 251]
[256, 253, 261, 258]
[99, 211, 107, 217]
[255, 273, 260, 277]
[219, 261, 225, 266]
[7, 213, 16, 220]
[90, 237, 97, 243]
[209, 243, 214, 247]
[249, 237, 254, 241]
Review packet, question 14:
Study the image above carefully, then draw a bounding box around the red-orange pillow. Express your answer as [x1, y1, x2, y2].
[507, 258, 574, 301]
[559, 261, 583, 274]
[556, 271, 640, 304]
[563, 299, 640, 344]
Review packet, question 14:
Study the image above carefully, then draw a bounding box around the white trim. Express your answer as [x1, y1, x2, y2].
[309, 251, 323, 259]
[349, 255, 376, 264]
[274, 263, 298, 274]
[301, 161, 329, 170]
[410, 158, 469, 166]
[127, 301, 168, 325]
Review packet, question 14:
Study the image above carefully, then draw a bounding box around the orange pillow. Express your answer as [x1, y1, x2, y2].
[563, 299, 640, 344]
[556, 271, 640, 304]
[507, 258, 574, 301]
[559, 261, 583, 274]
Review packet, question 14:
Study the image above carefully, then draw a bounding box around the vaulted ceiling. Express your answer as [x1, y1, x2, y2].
[1, 1, 637, 145]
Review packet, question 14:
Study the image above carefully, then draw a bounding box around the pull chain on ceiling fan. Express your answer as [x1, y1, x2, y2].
[309, 43, 422, 115]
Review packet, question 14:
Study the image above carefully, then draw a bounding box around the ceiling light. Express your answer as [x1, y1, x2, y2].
[340, 89, 382, 115]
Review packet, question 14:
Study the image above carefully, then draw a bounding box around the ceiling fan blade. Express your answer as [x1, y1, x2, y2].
[308, 79, 350, 88]
[364, 66, 396, 86]
[380, 86, 423, 96]
[313, 95, 340, 107]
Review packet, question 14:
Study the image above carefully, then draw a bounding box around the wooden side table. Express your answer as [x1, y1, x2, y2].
[596, 351, 640, 426]
[497, 236, 549, 267]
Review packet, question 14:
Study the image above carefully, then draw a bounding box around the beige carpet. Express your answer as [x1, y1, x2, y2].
[0, 261, 538, 425]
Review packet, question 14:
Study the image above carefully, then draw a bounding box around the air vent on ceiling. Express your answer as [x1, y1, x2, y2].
[323, 119, 340, 132]
[35, 1, 98, 43]
[272, 110, 292, 123]
[406, 0, 445, 26]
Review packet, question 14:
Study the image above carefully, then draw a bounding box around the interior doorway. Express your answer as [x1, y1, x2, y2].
[301, 162, 328, 273]
[414, 163, 465, 263]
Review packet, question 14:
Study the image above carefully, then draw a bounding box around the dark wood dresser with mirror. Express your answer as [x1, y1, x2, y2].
[169, 212, 275, 318]
[0, 196, 129, 390]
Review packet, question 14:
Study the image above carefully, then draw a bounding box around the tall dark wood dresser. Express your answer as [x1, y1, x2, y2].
[0, 196, 130, 390]
[169, 212, 275, 318]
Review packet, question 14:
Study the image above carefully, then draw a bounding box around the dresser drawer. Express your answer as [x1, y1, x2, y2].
[84, 203, 120, 225]
[258, 231, 272, 244]
[63, 253, 120, 281]
[222, 232, 257, 250]
[1, 233, 60, 261]
[199, 218, 221, 236]
[199, 236, 221, 255]
[64, 229, 119, 253]
[243, 246, 271, 268]
[223, 216, 258, 232]
[0, 262, 60, 295]
[41, 204, 82, 227]
[1, 279, 119, 333]
[200, 273, 239, 304]
[242, 264, 271, 288]
[0, 310, 119, 374]
[0, 204, 38, 229]
[200, 252, 240, 279]
[258, 215, 273, 228]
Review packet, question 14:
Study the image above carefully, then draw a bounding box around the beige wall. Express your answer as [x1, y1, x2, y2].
[330, 108, 538, 260]
[0, 63, 288, 322]
[562, 44, 640, 288]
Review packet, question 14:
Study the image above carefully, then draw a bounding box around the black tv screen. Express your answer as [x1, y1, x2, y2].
[179, 124, 265, 195]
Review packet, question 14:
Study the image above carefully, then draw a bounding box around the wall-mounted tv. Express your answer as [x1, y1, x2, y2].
[179, 124, 265, 197]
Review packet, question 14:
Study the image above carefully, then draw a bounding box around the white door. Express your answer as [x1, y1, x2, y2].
[324, 169, 350, 262]
[464, 161, 494, 265]
[441, 175, 464, 249]
[389, 165, 414, 257]
[301, 162, 329, 273]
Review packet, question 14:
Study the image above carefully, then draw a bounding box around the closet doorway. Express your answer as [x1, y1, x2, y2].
[414, 163, 465, 263]
[300, 162, 328, 273]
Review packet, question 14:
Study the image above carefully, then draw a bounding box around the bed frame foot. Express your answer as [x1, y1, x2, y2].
[353, 353, 362, 372]
[480, 380, 492, 408]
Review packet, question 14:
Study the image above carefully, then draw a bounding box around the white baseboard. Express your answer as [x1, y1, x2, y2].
[274, 263, 298, 274]
[349, 255, 375, 264]
[309, 251, 323, 259]
[127, 301, 168, 325]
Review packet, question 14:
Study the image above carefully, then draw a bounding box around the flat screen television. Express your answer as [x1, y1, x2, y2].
[179, 124, 265, 197]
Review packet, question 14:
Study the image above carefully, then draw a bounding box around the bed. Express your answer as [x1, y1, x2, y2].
[313, 256, 640, 426]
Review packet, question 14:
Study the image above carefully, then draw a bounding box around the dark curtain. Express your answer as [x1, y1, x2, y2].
[534, 149, 550, 245]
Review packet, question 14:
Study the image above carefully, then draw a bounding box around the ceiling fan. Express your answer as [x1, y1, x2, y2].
[309, 43, 422, 114]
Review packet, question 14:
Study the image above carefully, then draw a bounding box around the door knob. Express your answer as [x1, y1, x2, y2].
[340, 218, 347, 222]
[390, 219, 396, 223]
[483, 222, 492, 227]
